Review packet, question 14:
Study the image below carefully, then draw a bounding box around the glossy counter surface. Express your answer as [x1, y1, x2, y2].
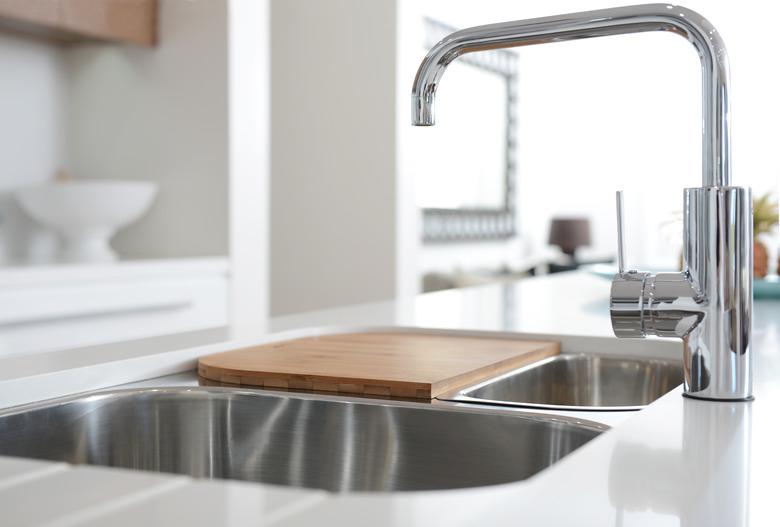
[0, 272, 777, 526]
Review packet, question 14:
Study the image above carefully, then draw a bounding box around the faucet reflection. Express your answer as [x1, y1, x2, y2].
[608, 399, 751, 526]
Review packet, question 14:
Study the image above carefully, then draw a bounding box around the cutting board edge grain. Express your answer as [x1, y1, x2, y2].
[198, 333, 560, 399]
[197, 364, 434, 398]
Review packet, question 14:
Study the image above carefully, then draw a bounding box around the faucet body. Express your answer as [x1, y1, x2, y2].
[412, 4, 752, 400]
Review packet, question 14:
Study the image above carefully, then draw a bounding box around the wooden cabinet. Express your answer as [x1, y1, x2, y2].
[0, 0, 156, 46]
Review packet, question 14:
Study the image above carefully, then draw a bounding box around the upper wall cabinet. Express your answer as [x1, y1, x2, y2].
[0, 0, 156, 46]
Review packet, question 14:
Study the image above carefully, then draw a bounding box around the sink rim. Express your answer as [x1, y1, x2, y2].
[438, 353, 684, 412]
[0, 384, 610, 434]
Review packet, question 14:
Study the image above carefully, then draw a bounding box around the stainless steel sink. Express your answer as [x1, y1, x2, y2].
[0, 387, 605, 492]
[443, 354, 683, 411]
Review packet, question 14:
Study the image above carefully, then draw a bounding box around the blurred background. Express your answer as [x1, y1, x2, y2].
[0, 0, 778, 356]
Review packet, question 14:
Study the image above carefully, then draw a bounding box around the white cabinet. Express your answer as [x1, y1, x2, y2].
[0, 258, 229, 357]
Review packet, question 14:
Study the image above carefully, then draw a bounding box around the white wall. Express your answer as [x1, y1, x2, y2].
[0, 34, 66, 264]
[270, 0, 398, 316]
[228, 0, 271, 334]
[401, 0, 780, 275]
[517, 30, 699, 269]
[63, 0, 229, 259]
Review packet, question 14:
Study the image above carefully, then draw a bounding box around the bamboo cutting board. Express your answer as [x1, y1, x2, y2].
[198, 332, 559, 399]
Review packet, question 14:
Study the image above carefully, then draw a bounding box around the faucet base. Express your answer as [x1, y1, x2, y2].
[682, 393, 754, 402]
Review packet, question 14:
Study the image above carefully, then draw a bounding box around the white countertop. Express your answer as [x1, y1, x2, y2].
[0, 272, 777, 526]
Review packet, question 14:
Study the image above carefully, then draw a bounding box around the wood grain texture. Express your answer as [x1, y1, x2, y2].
[198, 332, 560, 399]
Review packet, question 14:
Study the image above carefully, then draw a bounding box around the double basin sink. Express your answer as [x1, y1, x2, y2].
[0, 343, 682, 492]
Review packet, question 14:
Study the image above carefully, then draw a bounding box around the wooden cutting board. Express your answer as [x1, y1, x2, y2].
[198, 332, 559, 399]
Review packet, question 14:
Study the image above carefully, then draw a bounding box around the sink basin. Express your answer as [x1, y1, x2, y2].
[443, 354, 683, 411]
[0, 387, 604, 492]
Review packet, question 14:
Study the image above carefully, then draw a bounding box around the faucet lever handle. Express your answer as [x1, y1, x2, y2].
[611, 189, 648, 339]
[615, 190, 627, 273]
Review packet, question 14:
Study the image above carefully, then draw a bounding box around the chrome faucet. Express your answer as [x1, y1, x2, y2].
[411, 4, 752, 401]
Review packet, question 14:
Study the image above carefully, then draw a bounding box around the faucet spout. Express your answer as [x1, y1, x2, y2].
[411, 3, 731, 188]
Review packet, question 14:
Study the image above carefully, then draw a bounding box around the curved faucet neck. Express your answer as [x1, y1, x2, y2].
[411, 3, 731, 188]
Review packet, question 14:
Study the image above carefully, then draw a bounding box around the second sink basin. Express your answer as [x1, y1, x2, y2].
[443, 354, 683, 411]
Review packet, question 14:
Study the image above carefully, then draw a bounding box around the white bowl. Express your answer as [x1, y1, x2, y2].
[14, 180, 158, 263]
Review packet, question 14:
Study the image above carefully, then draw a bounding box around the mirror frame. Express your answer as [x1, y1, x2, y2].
[421, 18, 519, 243]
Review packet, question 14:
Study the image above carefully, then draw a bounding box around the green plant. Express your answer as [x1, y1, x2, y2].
[754, 192, 779, 238]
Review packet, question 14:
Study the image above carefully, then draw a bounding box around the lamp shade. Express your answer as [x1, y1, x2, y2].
[548, 217, 591, 256]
